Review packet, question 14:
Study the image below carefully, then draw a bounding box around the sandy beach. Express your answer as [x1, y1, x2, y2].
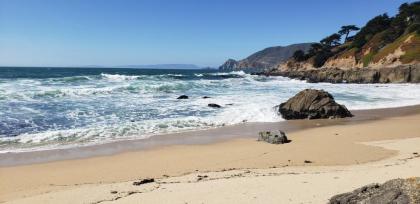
[1, 106, 420, 203]
[2, 1, 420, 203]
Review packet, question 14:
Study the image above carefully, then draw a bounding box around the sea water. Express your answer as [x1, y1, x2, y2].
[1, 67, 420, 152]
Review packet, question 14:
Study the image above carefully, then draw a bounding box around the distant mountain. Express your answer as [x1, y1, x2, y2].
[219, 43, 313, 71]
[115, 64, 201, 69]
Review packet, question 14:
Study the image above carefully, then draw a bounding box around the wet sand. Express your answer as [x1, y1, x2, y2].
[0, 105, 420, 203]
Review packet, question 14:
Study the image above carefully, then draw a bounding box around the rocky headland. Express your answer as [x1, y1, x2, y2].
[221, 2, 420, 83]
[219, 43, 312, 71]
[268, 64, 420, 83]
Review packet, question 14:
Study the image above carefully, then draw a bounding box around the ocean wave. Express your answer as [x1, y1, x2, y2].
[29, 85, 127, 98]
[51, 76, 93, 83]
[0, 100, 283, 153]
[100, 73, 140, 81]
[4, 81, 218, 100]
[0, 116, 220, 153]
[208, 70, 248, 76]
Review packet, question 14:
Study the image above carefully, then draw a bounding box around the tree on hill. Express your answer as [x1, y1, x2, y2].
[391, 1, 420, 34]
[320, 33, 342, 47]
[304, 43, 335, 68]
[313, 49, 333, 68]
[351, 14, 391, 48]
[292, 50, 306, 62]
[338, 25, 360, 42]
[307, 43, 323, 57]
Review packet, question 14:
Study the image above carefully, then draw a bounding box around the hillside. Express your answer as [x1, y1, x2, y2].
[275, 1, 419, 72]
[219, 43, 312, 71]
[268, 1, 420, 83]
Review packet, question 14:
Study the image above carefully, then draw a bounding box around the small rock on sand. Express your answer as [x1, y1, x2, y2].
[258, 130, 290, 144]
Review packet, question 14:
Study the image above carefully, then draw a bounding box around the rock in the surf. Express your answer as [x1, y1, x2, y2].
[202, 96, 211, 99]
[279, 89, 353, 120]
[208, 103, 221, 108]
[328, 177, 420, 204]
[258, 130, 289, 144]
[177, 95, 189, 99]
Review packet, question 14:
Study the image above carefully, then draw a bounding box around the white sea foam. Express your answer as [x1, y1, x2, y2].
[100, 73, 140, 81]
[208, 70, 247, 76]
[1, 71, 420, 153]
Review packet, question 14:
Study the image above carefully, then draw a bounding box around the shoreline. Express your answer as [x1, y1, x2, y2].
[1, 104, 420, 202]
[1, 104, 420, 167]
[5, 137, 419, 204]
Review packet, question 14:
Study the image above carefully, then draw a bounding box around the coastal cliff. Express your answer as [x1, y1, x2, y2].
[263, 2, 420, 83]
[269, 64, 420, 83]
[219, 43, 312, 71]
[268, 33, 419, 83]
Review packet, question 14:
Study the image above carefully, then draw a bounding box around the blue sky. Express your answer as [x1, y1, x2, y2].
[0, 0, 415, 67]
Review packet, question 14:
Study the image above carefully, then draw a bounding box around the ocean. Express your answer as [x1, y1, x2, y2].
[1, 67, 420, 153]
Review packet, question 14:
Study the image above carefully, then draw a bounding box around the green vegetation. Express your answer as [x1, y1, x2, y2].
[291, 1, 420, 68]
[400, 32, 420, 63]
[351, 14, 392, 49]
[320, 33, 342, 47]
[292, 50, 305, 62]
[362, 52, 375, 67]
[372, 33, 411, 63]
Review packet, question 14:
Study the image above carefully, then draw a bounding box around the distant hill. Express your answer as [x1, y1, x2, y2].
[219, 43, 313, 71]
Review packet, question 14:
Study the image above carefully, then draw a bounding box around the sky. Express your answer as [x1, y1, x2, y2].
[0, 0, 416, 67]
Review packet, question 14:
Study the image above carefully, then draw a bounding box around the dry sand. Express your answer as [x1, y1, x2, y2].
[1, 109, 420, 203]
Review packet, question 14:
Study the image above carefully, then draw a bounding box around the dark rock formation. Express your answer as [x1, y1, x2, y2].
[329, 177, 420, 204]
[208, 103, 221, 108]
[177, 95, 189, 99]
[133, 178, 155, 186]
[258, 130, 290, 144]
[279, 89, 353, 119]
[267, 64, 420, 83]
[218, 59, 239, 71]
[219, 43, 313, 71]
[202, 96, 211, 99]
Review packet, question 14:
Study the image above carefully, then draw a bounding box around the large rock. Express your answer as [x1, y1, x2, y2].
[279, 89, 353, 120]
[329, 177, 420, 204]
